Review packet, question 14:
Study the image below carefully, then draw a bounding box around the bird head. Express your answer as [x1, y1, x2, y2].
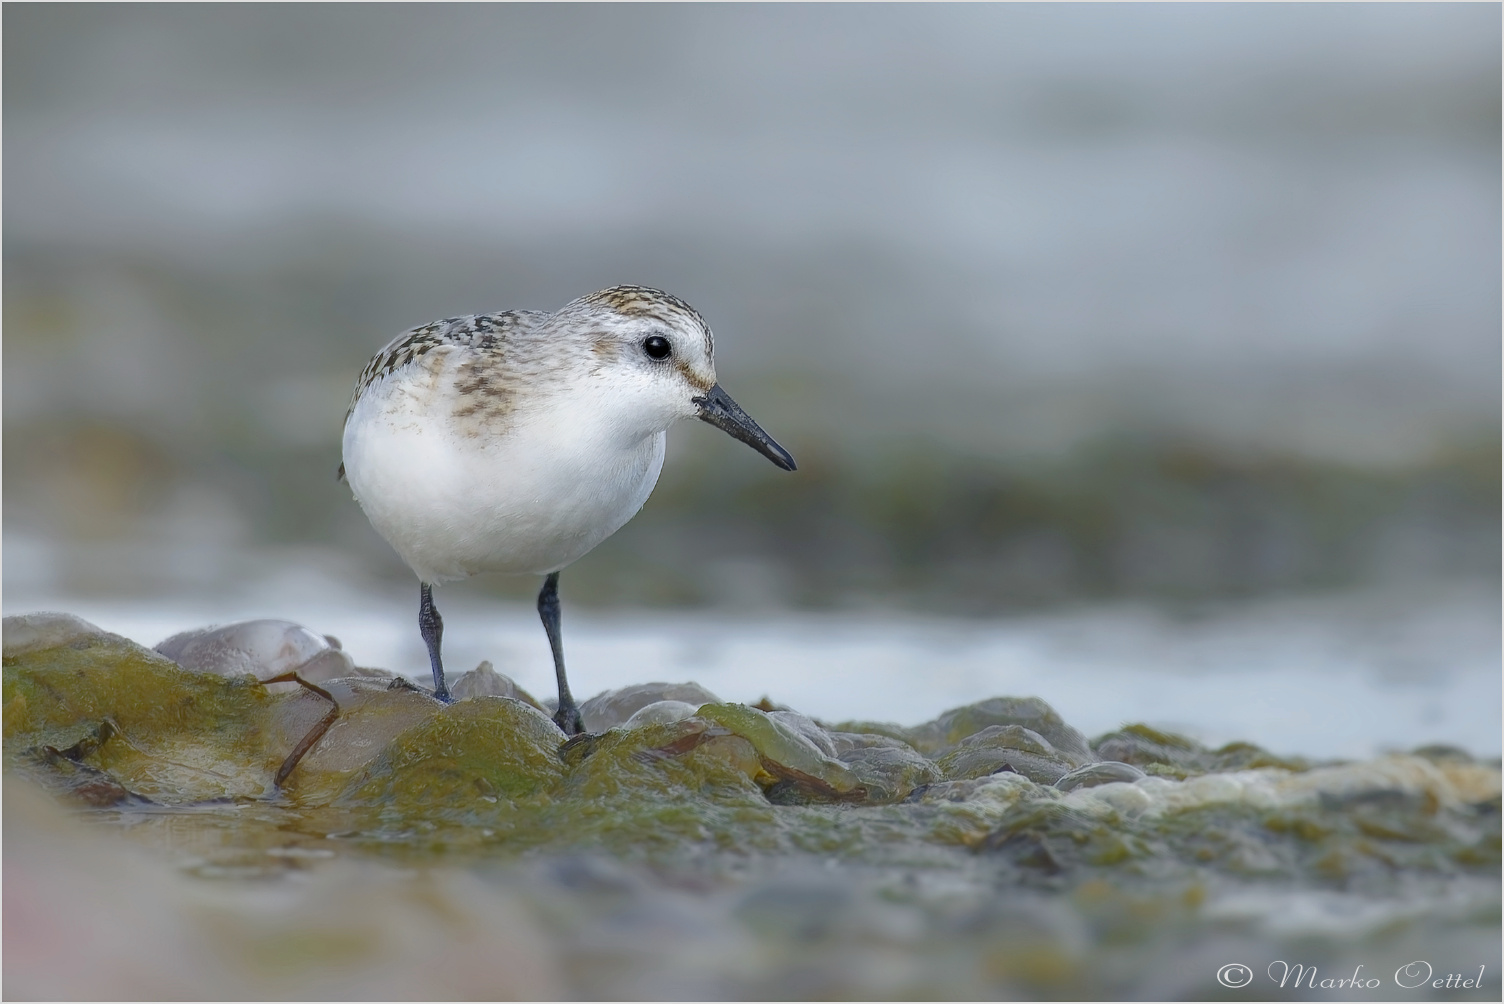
[556, 285, 796, 471]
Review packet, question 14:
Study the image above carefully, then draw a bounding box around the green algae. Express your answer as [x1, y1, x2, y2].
[4, 615, 1499, 1002]
[3, 623, 1498, 899]
[335, 697, 565, 810]
[695, 703, 865, 799]
[4, 635, 286, 801]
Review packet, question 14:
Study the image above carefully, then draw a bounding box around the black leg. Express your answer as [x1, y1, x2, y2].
[538, 572, 582, 734]
[419, 582, 451, 703]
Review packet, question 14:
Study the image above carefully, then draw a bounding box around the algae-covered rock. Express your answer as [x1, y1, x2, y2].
[838, 744, 942, 803]
[824, 728, 941, 800]
[909, 697, 1095, 767]
[1092, 723, 1310, 778]
[695, 703, 865, 801]
[622, 700, 701, 728]
[276, 678, 444, 801]
[337, 697, 565, 815]
[981, 755, 1504, 884]
[2, 612, 133, 658]
[936, 724, 1076, 784]
[1055, 761, 1146, 791]
[3, 629, 286, 801]
[821, 719, 918, 747]
[578, 682, 721, 732]
[548, 717, 779, 853]
[767, 709, 838, 756]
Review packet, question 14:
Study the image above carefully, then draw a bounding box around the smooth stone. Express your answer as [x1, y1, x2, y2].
[450, 661, 542, 708]
[154, 620, 355, 684]
[767, 710, 838, 757]
[695, 704, 864, 799]
[579, 682, 722, 733]
[1055, 761, 1147, 791]
[623, 700, 702, 728]
[838, 744, 943, 803]
[826, 731, 916, 755]
[2, 612, 131, 658]
[909, 697, 1095, 766]
[935, 725, 1074, 785]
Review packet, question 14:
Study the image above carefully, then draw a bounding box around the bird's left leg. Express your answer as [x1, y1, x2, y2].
[419, 582, 452, 703]
[538, 572, 583, 734]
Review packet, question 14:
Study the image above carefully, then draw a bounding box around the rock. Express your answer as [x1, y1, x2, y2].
[1055, 761, 1147, 791]
[935, 725, 1075, 784]
[821, 719, 917, 747]
[2, 612, 132, 658]
[337, 698, 565, 811]
[826, 730, 916, 755]
[838, 744, 942, 803]
[622, 700, 702, 728]
[450, 661, 543, 709]
[910, 697, 1095, 766]
[578, 682, 721, 732]
[275, 678, 445, 801]
[696, 703, 865, 801]
[5, 636, 295, 802]
[1092, 724, 1309, 778]
[154, 620, 356, 686]
[767, 710, 837, 756]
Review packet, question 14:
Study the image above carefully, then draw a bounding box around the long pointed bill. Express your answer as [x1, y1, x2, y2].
[694, 383, 797, 471]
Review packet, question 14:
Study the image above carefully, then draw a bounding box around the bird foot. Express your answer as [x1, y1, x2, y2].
[553, 704, 583, 736]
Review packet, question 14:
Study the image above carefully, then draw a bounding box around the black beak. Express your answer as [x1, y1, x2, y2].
[694, 383, 797, 472]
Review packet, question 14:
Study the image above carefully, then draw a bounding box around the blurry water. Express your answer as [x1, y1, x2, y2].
[7, 537, 1496, 761]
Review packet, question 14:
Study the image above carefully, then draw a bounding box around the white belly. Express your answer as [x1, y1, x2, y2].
[343, 388, 666, 583]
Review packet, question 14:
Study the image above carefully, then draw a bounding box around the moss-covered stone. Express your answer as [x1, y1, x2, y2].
[909, 697, 1095, 765]
[3, 616, 1498, 905]
[4, 634, 286, 801]
[336, 697, 565, 811]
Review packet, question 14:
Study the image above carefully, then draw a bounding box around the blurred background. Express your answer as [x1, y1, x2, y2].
[4, 5, 1499, 754]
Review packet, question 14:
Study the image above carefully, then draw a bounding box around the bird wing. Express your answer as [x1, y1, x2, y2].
[342, 310, 550, 427]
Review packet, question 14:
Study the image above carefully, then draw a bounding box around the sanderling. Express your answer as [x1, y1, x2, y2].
[339, 285, 796, 733]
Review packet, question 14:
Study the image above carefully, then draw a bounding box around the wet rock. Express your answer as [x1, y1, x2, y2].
[696, 704, 865, 801]
[450, 661, 543, 709]
[155, 619, 358, 687]
[1055, 761, 1147, 792]
[767, 710, 838, 756]
[838, 744, 942, 803]
[935, 725, 1075, 785]
[825, 730, 915, 756]
[2, 612, 133, 658]
[824, 729, 939, 802]
[622, 700, 702, 728]
[275, 678, 445, 801]
[910, 698, 1094, 767]
[1411, 744, 1478, 765]
[337, 697, 565, 812]
[4, 636, 288, 801]
[1091, 724, 1309, 778]
[579, 682, 721, 732]
[821, 719, 917, 747]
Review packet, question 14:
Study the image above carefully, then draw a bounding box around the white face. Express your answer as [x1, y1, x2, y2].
[554, 297, 719, 443]
[549, 286, 796, 471]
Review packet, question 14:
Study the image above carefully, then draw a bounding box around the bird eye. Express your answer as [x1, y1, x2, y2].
[642, 335, 672, 360]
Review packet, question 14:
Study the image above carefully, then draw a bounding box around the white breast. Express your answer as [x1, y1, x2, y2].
[342, 370, 666, 584]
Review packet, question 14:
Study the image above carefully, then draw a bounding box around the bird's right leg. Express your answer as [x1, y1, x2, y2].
[419, 582, 451, 703]
[538, 572, 583, 735]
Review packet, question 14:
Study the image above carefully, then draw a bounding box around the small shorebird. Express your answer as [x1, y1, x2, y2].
[340, 286, 796, 733]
